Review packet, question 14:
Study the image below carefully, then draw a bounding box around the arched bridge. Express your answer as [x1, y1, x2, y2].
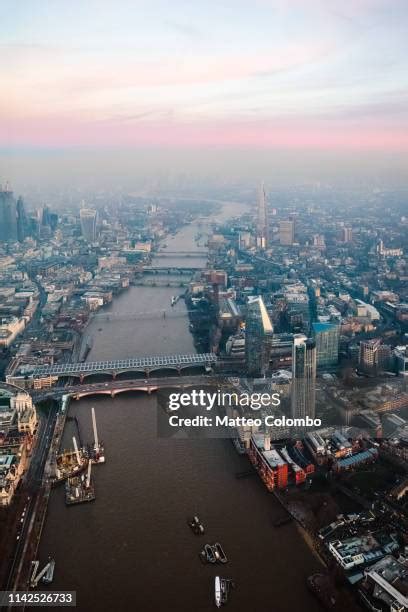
[32, 353, 217, 382]
[32, 375, 220, 401]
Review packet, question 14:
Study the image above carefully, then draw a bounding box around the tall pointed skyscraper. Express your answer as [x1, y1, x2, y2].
[256, 182, 268, 249]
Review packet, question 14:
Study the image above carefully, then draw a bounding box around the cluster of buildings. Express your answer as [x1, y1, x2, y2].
[1, 185, 202, 388]
[248, 433, 314, 489]
[0, 385, 37, 506]
[182, 186, 408, 610]
[318, 509, 408, 611]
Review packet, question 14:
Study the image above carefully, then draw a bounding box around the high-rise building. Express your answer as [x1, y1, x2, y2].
[256, 183, 269, 249]
[245, 296, 274, 377]
[0, 183, 18, 242]
[284, 284, 310, 332]
[359, 338, 391, 375]
[80, 208, 98, 242]
[16, 196, 28, 242]
[279, 220, 294, 246]
[341, 227, 353, 243]
[313, 234, 325, 248]
[312, 322, 340, 369]
[291, 335, 316, 420]
[41, 205, 51, 227]
[395, 346, 408, 377]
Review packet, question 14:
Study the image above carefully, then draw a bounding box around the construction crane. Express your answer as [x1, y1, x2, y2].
[72, 436, 81, 465]
[86, 457, 92, 489]
[91, 407, 99, 452]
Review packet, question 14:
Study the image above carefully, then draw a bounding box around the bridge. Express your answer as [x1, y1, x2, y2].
[133, 279, 189, 287]
[155, 251, 206, 257]
[32, 375, 219, 401]
[92, 308, 188, 322]
[142, 266, 201, 274]
[31, 353, 217, 382]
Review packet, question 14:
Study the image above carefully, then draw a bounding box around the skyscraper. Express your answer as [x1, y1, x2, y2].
[0, 183, 18, 242]
[341, 227, 353, 243]
[16, 196, 28, 242]
[359, 338, 391, 375]
[256, 183, 268, 249]
[245, 296, 274, 377]
[312, 321, 340, 369]
[291, 335, 316, 420]
[279, 220, 294, 245]
[80, 208, 98, 242]
[42, 205, 51, 227]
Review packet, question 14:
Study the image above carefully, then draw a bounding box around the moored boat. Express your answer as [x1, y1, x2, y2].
[213, 543, 228, 564]
[53, 449, 88, 485]
[187, 515, 205, 534]
[204, 544, 217, 564]
[215, 577, 221, 608]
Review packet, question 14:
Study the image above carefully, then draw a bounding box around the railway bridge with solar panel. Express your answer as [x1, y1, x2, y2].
[31, 353, 217, 383]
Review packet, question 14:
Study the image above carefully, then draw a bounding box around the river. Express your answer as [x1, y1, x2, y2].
[39, 201, 323, 611]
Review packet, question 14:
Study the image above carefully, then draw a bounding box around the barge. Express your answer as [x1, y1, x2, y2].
[53, 436, 87, 486]
[65, 461, 95, 506]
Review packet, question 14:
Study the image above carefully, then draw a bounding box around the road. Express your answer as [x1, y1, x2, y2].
[5, 406, 58, 593]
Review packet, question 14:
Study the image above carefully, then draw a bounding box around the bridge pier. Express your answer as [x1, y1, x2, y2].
[112, 372, 117, 380]
[79, 374, 84, 384]
[144, 368, 150, 378]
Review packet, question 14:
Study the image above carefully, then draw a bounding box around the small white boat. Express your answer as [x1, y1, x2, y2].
[215, 576, 222, 608]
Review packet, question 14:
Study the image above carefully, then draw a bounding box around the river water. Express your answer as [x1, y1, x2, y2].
[39, 202, 322, 611]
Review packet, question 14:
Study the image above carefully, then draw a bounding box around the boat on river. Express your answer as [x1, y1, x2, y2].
[213, 543, 228, 564]
[215, 576, 222, 608]
[204, 544, 217, 564]
[53, 449, 88, 485]
[215, 577, 235, 607]
[187, 515, 205, 534]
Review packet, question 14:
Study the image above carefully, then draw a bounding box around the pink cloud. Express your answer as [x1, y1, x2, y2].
[2, 115, 408, 151]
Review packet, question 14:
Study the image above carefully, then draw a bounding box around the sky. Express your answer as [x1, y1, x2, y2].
[1, 0, 408, 188]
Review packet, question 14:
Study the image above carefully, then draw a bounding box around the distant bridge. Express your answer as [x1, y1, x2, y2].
[143, 266, 201, 274]
[32, 375, 219, 401]
[133, 279, 189, 287]
[92, 308, 189, 322]
[31, 353, 217, 382]
[155, 251, 206, 257]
